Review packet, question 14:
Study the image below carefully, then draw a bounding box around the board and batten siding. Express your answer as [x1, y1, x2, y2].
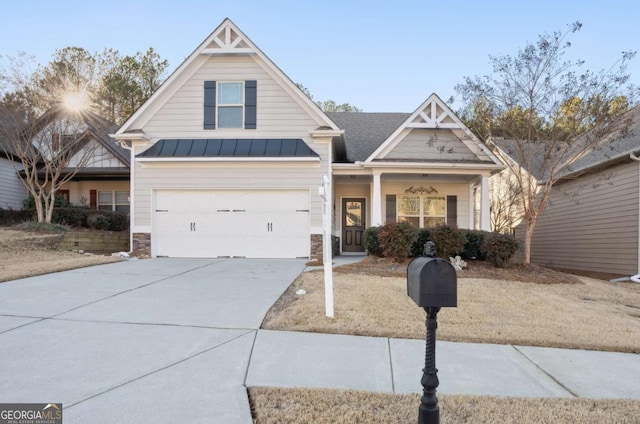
[132, 142, 328, 230]
[383, 129, 489, 162]
[0, 158, 27, 209]
[530, 160, 639, 275]
[143, 55, 320, 138]
[68, 140, 127, 168]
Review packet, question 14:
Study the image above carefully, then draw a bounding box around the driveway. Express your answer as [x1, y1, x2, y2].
[0, 258, 306, 423]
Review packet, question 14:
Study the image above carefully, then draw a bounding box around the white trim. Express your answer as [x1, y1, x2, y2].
[310, 129, 345, 138]
[117, 19, 340, 135]
[372, 172, 382, 226]
[135, 157, 320, 163]
[480, 175, 491, 231]
[110, 132, 150, 141]
[364, 93, 503, 167]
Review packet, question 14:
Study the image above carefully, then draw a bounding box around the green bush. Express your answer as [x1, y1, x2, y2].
[430, 224, 466, 258]
[22, 193, 69, 210]
[51, 207, 129, 231]
[460, 229, 487, 260]
[363, 226, 383, 256]
[410, 228, 433, 257]
[480, 232, 519, 267]
[377, 221, 418, 261]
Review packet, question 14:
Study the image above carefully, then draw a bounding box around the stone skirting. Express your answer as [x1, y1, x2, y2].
[310, 234, 323, 261]
[132, 233, 151, 256]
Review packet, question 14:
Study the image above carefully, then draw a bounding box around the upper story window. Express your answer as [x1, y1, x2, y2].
[217, 82, 244, 128]
[204, 80, 257, 130]
[51, 133, 75, 152]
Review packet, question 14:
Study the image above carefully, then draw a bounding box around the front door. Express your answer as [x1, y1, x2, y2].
[342, 198, 366, 253]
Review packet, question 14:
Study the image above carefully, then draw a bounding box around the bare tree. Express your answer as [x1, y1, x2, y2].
[456, 22, 638, 263]
[1, 54, 108, 223]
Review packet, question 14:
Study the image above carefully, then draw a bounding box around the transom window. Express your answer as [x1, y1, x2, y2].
[217, 82, 244, 128]
[98, 191, 130, 214]
[397, 195, 446, 227]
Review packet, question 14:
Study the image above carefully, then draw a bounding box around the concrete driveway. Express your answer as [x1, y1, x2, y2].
[0, 258, 306, 424]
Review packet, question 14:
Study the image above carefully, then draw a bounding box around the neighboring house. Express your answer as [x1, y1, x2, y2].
[113, 19, 504, 259]
[503, 106, 640, 275]
[1, 109, 129, 213]
[0, 139, 28, 209]
[56, 117, 130, 213]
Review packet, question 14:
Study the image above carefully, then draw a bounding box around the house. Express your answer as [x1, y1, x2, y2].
[54, 115, 130, 213]
[112, 18, 504, 259]
[0, 138, 28, 210]
[505, 106, 640, 275]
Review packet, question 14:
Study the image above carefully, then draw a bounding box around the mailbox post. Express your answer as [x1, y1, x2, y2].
[407, 243, 457, 424]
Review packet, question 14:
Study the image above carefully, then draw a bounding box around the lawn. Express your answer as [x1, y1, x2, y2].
[262, 258, 640, 353]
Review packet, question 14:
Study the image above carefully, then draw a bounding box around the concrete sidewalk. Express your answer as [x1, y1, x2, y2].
[246, 330, 640, 400]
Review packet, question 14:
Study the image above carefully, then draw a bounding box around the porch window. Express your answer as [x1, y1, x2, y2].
[98, 191, 130, 214]
[397, 195, 446, 227]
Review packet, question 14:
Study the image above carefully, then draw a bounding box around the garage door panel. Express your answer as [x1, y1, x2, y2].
[155, 190, 310, 258]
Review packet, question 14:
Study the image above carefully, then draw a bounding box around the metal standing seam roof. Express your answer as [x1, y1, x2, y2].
[136, 138, 320, 158]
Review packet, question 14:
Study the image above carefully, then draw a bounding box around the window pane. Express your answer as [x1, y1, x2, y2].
[218, 82, 243, 104]
[424, 217, 446, 228]
[398, 216, 420, 227]
[97, 205, 112, 212]
[424, 197, 445, 216]
[115, 191, 129, 204]
[345, 201, 362, 227]
[115, 205, 129, 214]
[98, 191, 112, 204]
[398, 196, 420, 215]
[218, 107, 243, 128]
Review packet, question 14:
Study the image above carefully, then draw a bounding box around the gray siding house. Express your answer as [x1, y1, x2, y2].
[113, 19, 504, 259]
[513, 107, 640, 275]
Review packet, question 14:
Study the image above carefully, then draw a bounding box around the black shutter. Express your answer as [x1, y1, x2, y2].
[385, 195, 396, 224]
[447, 195, 457, 227]
[245, 80, 257, 129]
[204, 81, 216, 129]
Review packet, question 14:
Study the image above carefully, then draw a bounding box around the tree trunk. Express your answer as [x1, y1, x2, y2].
[34, 198, 44, 223]
[45, 192, 55, 224]
[523, 219, 537, 265]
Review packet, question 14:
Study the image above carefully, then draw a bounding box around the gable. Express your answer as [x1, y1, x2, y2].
[142, 55, 322, 137]
[382, 128, 489, 162]
[117, 18, 338, 138]
[366, 93, 501, 165]
[68, 138, 128, 168]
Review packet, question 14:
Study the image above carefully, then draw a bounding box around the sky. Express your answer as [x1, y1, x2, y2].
[1, 0, 639, 112]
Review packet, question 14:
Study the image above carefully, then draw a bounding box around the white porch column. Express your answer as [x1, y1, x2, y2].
[480, 174, 491, 231]
[372, 172, 382, 225]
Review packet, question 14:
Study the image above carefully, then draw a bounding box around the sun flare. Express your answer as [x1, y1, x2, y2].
[61, 90, 89, 113]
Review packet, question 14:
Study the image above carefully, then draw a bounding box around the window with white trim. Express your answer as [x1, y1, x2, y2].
[397, 195, 446, 227]
[217, 82, 244, 128]
[98, 191, 130, 214]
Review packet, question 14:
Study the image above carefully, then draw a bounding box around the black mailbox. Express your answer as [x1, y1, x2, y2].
[407, 257, 457, 308]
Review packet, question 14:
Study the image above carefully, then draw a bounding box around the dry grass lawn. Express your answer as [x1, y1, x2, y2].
[262, 264, 640, 353]
[0, 228, 121, 282]
[249, 387, 640, 424]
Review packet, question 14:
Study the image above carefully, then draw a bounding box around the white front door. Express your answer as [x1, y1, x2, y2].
[155, 190, 310, 258]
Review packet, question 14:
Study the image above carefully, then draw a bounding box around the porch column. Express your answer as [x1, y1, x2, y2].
[372, 172, 382, 226]
[480, 174, 491, 231]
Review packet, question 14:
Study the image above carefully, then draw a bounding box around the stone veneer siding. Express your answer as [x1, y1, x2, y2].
[132, 233, 151, 256]
[310, 234, 323, 261]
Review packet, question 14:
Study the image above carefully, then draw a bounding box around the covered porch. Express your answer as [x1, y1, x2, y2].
[332, 165, 493, 255]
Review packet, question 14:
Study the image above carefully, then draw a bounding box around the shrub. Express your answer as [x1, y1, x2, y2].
[50, 207, 129, 231]
[51, 207, 92, 227]
[430, 224, 466, 258]
[377, 221, 418, 261]
[480, 232, 519, 267]
[460, 229, 487, 260]
[363, 226, 383, 256]
[410, 228, 432, 257]
[22, 193, 69, 210]
[14, 221, 70, 233]
[0, 208, 35, 226]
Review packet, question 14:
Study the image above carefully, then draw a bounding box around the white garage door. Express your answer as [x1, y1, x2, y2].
[154, 190, 310, 258]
